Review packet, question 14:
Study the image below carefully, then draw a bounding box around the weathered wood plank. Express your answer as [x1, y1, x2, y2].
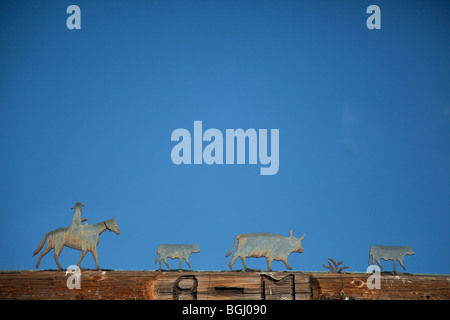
[310, 272, 450, 300]
[0, 270, 448, 300]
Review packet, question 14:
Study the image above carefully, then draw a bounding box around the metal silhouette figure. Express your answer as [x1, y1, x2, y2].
[369, 245, 415, 273]
[33, 202, 120, 270]
[155, 243, 200, 270]
[226, 230, 305, 271]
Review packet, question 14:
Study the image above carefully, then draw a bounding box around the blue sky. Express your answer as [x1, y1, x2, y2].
[1, 1, 449, 274]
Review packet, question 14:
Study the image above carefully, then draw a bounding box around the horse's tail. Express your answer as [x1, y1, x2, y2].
[225, 235, 240, 257]
[33, 231, 52, 257]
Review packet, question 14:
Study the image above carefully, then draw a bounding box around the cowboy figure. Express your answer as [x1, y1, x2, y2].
[70, 202, 88, 227]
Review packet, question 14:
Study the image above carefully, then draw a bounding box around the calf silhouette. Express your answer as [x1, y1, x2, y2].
[155, 243, 200, 269]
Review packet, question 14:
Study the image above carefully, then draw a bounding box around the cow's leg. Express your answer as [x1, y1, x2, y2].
[266, 258, 273, 271]
[392, 260, 397, 273]
[163, 257, 170, 269]
[178, 258, 183, 269]
[184, 257, 191, 268]
[282, 258, 292, 270]
[77, 250, 88, 269]
[228, 252, 239, 269]
[398, 259, 406, 270]
[375, 258, 383, 270]
[239, 256, 249, 270]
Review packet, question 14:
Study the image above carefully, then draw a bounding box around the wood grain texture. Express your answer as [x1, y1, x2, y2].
[311, 272, 450, 300]
[0, 270, 448, 300]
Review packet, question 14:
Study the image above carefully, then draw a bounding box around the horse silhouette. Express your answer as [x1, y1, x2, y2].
[33, 217, 120, 270]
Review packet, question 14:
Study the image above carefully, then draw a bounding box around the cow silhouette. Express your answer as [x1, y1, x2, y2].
[226, 230, 305, 271]
[369, 245, 415, 273]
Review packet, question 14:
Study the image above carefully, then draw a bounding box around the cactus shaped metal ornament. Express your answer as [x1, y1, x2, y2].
[225, 230, 305, 271]
[155, 243, 200, 270]
[369, 245, 415, 273]
[33, 202, 120, 270]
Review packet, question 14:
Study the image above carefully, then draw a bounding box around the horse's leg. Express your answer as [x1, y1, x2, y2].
[36, 246, 52, 269]
[90, 247, 100, 270]
[54, 244, 64, 271]
[77, 250, 88, 269]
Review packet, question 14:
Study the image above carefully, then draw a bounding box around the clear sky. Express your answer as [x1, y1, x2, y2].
[1, 0, 449, 274]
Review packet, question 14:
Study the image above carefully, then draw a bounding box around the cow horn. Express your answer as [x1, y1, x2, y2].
[289, 230, 293, 237]
[300, 233, 305, 241]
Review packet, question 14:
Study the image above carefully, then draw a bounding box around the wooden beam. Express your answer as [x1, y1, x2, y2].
[311, 272, 450, 300]
[0, 270, 448, 300]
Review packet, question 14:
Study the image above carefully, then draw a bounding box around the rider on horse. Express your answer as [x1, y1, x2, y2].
[70, 202, 88, 227]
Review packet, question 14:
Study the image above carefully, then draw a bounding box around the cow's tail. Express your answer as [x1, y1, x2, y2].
[155, 246, 160, 264]
[368, 247, 373, 265]
[33, 231, 52, 257]
[225, 235, 240, 257]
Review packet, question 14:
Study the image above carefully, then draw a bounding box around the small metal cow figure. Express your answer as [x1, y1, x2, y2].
[225, 230, 305, 271]
[155, 243, 200, 270]
[369, 245, 415, 273]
